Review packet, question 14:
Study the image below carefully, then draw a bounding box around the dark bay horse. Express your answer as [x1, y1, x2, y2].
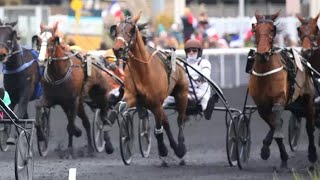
[111, 13, 189, 165]
[0, 20, 42, 144]
[249, 11, 317, 168]
[34, 22, 116, 157]
[296, 14, 320, 73]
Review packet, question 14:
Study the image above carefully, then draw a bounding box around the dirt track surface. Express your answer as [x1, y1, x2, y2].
[0, 86, 317, 180]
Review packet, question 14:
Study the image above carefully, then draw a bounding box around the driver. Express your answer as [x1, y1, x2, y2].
[163, 39, 218, 120]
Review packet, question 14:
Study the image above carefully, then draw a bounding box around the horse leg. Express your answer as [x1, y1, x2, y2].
[77, 102, 94, 156]
[6, 103, 16, 145]
[7, 95, 30, 145]
[260, 127, 274, 160]
[174, 91, 188, 163]
[305, 98, 317, 166]
[272, 103, 288, 168]
[272, 103, 285, 138]
[151, 107, 169, 159]
[274, 137, 288, 168]
[62, 99, 81, 159]
[257, 106, 274, 160]
[35, 96, 51, 141]
[99, 107, 114, 154]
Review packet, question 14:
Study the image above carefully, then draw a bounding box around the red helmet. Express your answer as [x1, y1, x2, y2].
[184, 39, 203, 58]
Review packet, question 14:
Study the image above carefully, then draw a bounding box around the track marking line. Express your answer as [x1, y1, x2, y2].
[69, 168, 77, 180]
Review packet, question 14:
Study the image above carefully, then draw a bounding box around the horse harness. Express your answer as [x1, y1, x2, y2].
[246, 48, 301, 104]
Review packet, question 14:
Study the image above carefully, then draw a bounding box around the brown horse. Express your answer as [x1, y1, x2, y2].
[34, 22, 116, 157]
[111, 13, 189, 165]
[249, 10, 317, 168]
[296, 14, 320, 73]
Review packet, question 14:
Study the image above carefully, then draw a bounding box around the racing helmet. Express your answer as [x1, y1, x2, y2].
[184, 39, 203, 58]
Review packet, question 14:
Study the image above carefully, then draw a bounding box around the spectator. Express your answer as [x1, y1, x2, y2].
[181, 7, 197, 42]
[98, 42, 108, 50]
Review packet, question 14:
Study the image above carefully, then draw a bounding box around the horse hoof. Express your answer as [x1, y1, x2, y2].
[159, 145, 168, 157]
[176, 143, 187, 158]
[280, 161, 288, 169]
[260, 146, 270, 160]
[161, 161, 169, 167]
[73, 128, 82, 137]
[105, 142, 114, 154]
[179, 159, 186, 166]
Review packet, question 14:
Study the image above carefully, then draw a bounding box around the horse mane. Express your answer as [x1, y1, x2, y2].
[135, 27, 148, 61]
[258, 15, 283, 35]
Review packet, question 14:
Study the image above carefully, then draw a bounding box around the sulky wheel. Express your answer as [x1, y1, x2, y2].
[15, 130, 34, 180]
[92, 109, 105, 152]
[36, 107, 51, 157]
[138, 109, 151, 158]
[119, 112, 134, 165]
[0, 124, 11, 151]
[237, 114, 251, 169]
[288, 114, 301, 152]
[226, 114, 238, 167]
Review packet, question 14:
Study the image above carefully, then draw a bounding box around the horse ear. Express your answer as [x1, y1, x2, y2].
[52, 21, 59, 33]
[255, 10, 262, 20]
[54, 36, 60, 46]
[7, 21, 17, 27]
[31, 35, 39, 50]
[271, 9, 281, 21]
[137, 22, 148, 31]
[315, 13, 320, 22]
[251, 23, 256, 32]
[296, 14, 305, 23]
[132, 11, 142, 24]
[110, 25, 117, 38]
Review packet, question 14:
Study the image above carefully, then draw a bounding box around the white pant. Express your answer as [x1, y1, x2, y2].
[163, 82, 211, 110]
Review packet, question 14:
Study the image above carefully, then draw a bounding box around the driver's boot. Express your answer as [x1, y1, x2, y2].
[203, 94, 219, 120]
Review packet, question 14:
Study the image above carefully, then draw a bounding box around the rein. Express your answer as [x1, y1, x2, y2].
[127, 49, 159, 64]
[2, 45, 38, 74]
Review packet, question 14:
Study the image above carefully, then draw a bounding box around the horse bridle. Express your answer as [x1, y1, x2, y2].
[298, 21, 319, 52]
[39, 29, 80, 85]
[252, 19, 277, 61]
[0, 26, 21, 58]
[113, 19, 137, 61]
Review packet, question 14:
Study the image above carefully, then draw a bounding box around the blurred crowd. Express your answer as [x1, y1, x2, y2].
[144, 8, 233, 50]
[99, 7, 298, 50]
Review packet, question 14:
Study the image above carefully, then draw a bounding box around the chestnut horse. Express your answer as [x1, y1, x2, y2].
[0, 20, 42, 144]
[111, 13, 189, 164]
[34, 22, 116, 157]
[249, 11, 317, 168]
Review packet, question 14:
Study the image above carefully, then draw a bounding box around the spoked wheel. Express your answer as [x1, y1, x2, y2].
[138, 109, 151, 158]
[288, 114, 301, 152]
[0, 124, 11, 151]
[226, 114, 238, 167]
[237, 114, 251, 169]
[15, 130, 34, 180]
[36, 107, 50, 157]
[92, 109, 105, 152]
[119, 112, 134, 165]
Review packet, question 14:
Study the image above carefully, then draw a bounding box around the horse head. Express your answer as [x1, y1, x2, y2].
[0, 20, 19, 63]
[35, 22, 62, 67]
[252, 10, 280, 62]
[296, 13, 320, 59]
[110, 12, 143, 60]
